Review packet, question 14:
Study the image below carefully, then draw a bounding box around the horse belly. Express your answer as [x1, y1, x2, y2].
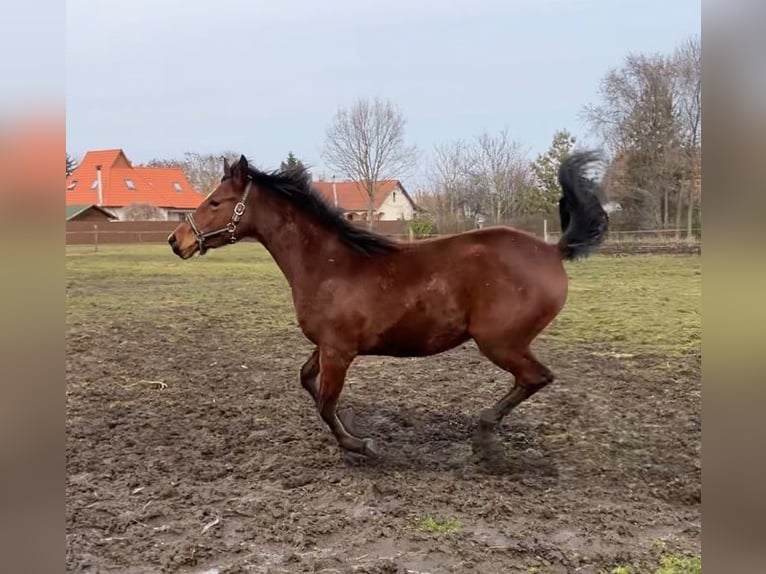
[362, 301, 470, 357]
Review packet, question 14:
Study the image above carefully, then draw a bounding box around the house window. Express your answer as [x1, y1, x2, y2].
[393, 191, 396, 202]
[67, 180, 77, 190]
[173, 182, 183, 192]
[124, 179, 136, 190]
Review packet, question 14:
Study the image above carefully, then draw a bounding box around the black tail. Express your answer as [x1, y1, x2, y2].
[557, 150, 609, 261]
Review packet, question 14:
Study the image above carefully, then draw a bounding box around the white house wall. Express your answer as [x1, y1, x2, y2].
[377, 185, 415, 220]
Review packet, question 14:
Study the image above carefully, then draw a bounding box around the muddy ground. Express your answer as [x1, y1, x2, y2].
[66, 316, 700, 573]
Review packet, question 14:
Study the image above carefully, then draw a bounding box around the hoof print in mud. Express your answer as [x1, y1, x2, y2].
[473, 448, 512, 473]
[341, 439, 380, 466]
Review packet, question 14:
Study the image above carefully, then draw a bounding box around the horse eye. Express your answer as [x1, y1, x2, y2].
[209, 199, 221, 207]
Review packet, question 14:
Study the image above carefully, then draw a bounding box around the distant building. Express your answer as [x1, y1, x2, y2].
[66, 204, 119, 222]
[311, 179, 419, 222]
[65, 148, 202, 221]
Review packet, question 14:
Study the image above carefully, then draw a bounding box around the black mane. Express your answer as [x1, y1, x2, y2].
[245, 163, 400, 256]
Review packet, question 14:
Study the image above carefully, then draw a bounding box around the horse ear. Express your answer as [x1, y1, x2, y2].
[223, 156, 232, 178]
[233, 154, 249, 185]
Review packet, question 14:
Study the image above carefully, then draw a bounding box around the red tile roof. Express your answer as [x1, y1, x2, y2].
[311, 179, 401, 212]
[66, 149, 202, 209]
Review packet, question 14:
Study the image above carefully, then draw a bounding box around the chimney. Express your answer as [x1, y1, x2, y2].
[331, 174, 338, 207]
[95, 164, 104, 206]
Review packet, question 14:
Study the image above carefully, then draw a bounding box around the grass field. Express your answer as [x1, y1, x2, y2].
[66, 243, 701, 573]
[67, 243, 701, 356]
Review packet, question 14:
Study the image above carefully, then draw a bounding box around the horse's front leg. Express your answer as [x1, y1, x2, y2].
[300, 346, 377, 458]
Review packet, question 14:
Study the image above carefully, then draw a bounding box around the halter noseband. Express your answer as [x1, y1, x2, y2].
[185, 180, 253, 256]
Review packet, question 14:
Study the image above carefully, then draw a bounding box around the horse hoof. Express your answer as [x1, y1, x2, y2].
[337, 405, 358, 435]
[472, 431, 506, 463]
[339, 439, 379, 465]
[471, 428, 493, 451]
[363, 438, 379, 459]
[477, 408, 498, 432]
[342, 449, 368, 466]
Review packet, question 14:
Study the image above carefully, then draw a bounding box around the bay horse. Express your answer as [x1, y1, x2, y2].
[168, 152, 608, 462]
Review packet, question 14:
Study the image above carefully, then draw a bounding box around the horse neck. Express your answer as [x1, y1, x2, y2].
[245, 192, 345, 289]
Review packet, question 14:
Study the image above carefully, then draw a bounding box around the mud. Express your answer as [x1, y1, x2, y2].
[67, 321, 700, 573]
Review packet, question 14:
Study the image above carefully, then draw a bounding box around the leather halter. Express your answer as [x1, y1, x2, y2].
[185, 180, 252, 256]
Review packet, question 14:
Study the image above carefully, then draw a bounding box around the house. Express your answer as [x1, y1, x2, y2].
[65, 149, 202, 221]
[66, 204, 119, 222]
[311, 179, 418, 221]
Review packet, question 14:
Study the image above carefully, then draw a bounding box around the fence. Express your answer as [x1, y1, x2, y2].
[65, 219, 412, 246]
[66, 221, 180, 245]
[66, 220, 700, 255]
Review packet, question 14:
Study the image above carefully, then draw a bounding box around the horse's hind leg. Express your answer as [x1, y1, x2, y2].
[478, 348, 554, 427]
[471, 344, 555, 461]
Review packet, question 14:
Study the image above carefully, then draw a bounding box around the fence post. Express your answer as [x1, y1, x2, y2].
[409, 227, 414, 243]
[93, 224, 98, 253]
[543, 219, 548, 242]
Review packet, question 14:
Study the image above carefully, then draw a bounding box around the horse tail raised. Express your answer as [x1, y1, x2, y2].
[556, 150, 609, 261]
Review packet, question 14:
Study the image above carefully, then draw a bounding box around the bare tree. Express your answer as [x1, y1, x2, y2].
[673, 35, 702, 238]
[182, 151, 239, 195]
[469, 129, 534, 223]
[582, 50, 685, 229]
[421, 130, 536, 232]
[424, 139, 475, 231]
[583, 37, 702, 237]
[140, 152, 239, 195]
[139, 158, 185, 169]
[321, 97, 418, 228]
[122, 203, 165, 221]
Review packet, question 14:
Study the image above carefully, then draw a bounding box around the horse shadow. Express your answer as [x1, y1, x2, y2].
[338, 401, 560, 481]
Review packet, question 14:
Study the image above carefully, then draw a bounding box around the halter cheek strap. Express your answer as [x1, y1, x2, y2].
[186, 181, 253, 256]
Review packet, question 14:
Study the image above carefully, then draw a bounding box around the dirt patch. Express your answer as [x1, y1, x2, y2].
[66, 310, 700, 574]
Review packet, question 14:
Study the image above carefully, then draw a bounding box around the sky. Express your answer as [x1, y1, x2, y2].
[66, 0, 700, 189]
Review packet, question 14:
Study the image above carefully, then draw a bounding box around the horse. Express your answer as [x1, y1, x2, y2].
[168, 151, 608, 463]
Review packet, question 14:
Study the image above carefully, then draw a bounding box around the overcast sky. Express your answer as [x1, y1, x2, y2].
[66, 0, 700, 188]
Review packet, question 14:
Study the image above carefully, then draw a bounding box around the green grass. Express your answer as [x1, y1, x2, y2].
[413, 516, 460, 533]
[545, 254, 701, 355]
[66, 244, 701, 356]
[66, 244, 297, 337]
[607, 554, 701, 574]
[654, 555, 701, 574]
